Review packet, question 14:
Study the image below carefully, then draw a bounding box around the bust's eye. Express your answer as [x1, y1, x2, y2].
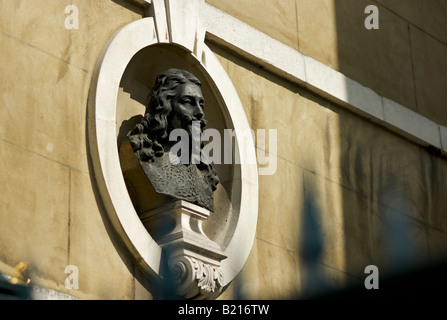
[181, 98, 192, 104]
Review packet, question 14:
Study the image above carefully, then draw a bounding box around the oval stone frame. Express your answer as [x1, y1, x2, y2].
[87, 16, 258, 292]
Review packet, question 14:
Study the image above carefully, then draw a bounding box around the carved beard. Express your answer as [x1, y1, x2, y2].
[185, 119, 206, 165]
[166, 110, 207, 163]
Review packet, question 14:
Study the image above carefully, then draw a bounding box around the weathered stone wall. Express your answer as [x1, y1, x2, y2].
[211, 44, 447, 299]
[0, 0, 150, 299]
[206, 0, 447, 126]
[0, 0, 446, 300]
[206, 0, 447, 299]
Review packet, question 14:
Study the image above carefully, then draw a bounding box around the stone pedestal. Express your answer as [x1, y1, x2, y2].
[140, 200, 227, 299]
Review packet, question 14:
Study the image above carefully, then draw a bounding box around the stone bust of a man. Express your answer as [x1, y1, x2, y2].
[127, 69, 219, 211]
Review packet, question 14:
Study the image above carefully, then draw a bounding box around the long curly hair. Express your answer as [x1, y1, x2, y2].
[128, 69, 219, 191]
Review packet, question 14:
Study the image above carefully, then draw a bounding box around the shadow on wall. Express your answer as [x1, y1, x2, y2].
[335, 0, 431, 270]
[309, 0, 447, 299]
[298, 192, 327, 298]
[298, 188, 447, 300]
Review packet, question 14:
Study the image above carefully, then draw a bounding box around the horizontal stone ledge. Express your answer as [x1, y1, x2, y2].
[203, 5, 306, 86]
[203, 3, 447, 156]
[382, 97, 442, 150]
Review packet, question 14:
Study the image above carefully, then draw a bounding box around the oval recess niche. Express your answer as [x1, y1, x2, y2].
[87, 17, 258, 296]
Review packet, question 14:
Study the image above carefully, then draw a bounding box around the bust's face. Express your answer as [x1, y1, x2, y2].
[168, 82, 205, 134]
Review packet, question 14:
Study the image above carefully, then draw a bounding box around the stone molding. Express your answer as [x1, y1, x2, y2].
[201, 3, 447, 156]
[174, 256, 224, 299]
[138, 200, 227, 299]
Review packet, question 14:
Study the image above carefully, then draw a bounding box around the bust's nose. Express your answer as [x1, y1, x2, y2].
[193, 103, 204, 120]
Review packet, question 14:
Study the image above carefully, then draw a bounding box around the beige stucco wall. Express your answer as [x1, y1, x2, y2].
[206, 0, 447, 126]
[211, 43, 447, 299]
[0, 0, 150, 299]
[0, 0, 446, 300]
